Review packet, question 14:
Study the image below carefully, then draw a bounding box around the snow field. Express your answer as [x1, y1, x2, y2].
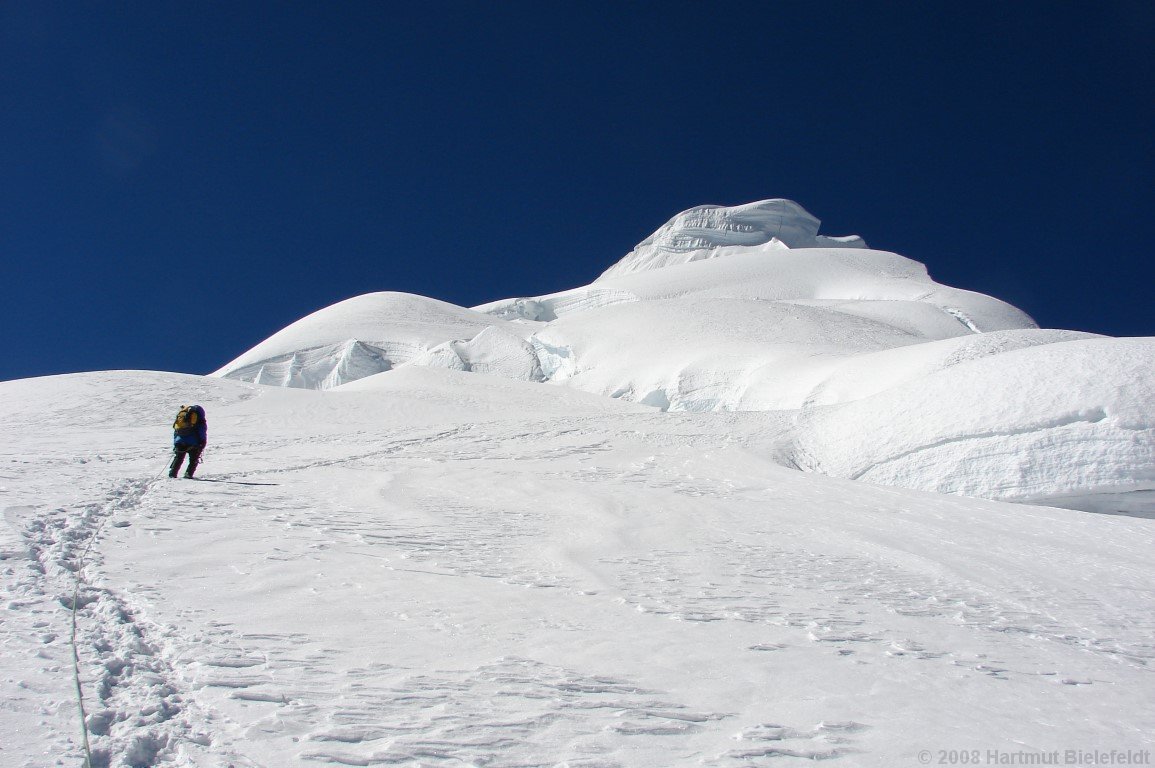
[2, 369, 1153, 766]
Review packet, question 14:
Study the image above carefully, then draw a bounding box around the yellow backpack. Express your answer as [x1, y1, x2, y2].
[173, 405, 201, 435]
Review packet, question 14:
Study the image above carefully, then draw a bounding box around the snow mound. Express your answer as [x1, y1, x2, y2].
[596, 198, 866, 280]
[791, 337, 1155, 515]
[213, 292, 513, 389]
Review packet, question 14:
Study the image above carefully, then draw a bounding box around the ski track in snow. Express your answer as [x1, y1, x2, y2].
[3, 376, 1154, 766]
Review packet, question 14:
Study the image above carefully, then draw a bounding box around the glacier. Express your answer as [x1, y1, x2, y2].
[3, 199, 1154, 766]
[213, 199, 1155, 515]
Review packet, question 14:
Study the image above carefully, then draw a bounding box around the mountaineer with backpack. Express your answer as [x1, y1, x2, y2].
[170, 404, 208, 478]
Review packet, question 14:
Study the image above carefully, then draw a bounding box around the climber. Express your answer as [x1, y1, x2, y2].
[169, 404, 207, 478]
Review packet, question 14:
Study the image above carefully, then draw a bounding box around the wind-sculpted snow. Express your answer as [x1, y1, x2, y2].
[475, 287, 639, 322]
[207, 200, 1154, 513]
[529, 297, 934, 411]
[213, 291, 514, 389]
[408, 326, 544, 381]
[596, 198, 866, 280]
[219, 338, 397, 389]
[792, 337, 1155, 514]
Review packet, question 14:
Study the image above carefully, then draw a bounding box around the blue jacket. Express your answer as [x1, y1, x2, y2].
[174, 405, 208, 448]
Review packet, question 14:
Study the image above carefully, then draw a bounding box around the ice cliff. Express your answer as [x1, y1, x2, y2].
[596, 198, 866, 280]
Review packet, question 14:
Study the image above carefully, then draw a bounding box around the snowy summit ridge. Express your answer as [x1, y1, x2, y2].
[210, 198, 1155, 516]
[597, 198, 866, 280]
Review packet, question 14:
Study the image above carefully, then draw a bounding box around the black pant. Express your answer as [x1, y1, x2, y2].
[170, 445, 204, 477]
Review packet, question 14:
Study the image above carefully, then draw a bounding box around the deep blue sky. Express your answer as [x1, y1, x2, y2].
[2, 2, 1152, 382]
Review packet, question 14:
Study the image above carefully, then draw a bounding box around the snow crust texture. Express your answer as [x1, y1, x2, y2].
[210, 199, 1155, 515]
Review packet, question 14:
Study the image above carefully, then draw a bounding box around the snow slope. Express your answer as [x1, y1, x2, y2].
[211, 200, 1155, 514]
[2, 369, 1153, 767]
